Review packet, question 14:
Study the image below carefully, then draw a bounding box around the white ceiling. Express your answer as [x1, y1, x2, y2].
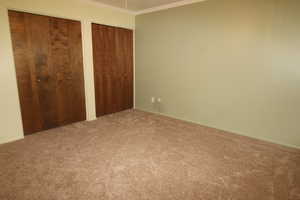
[88, 0, 206, 13]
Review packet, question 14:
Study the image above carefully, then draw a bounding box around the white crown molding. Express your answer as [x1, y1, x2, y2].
[83, 0, 207, 16]
[82, 0, 136, 15]
[135, 0, 208, 15]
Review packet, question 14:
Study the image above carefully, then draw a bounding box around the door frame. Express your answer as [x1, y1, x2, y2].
[89, 21, 136, 115]
[3, 5, 136, 138]
[5, 7, 94, 131]
[91, 22, 135, 117]
[6, 6, 136, 116]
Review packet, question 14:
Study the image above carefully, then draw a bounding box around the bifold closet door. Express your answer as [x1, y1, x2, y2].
[92, 24, 133, 117]
[8, 10, 86, 135]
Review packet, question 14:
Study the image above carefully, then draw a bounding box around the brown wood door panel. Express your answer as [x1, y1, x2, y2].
[29, 13, 59, 130]
[9, 11, 44, 134]
[92, 23, 133, 117]
[115, 28, 134, 111]
[92, 24, 116, 116]
[8, 10, 86, 135]
[67, 20, 87, 124]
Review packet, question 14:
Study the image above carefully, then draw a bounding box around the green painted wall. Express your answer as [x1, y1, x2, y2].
[135, 0, 300, 148]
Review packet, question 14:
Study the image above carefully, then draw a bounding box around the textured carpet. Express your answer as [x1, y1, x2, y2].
[0, 109, 299, 200]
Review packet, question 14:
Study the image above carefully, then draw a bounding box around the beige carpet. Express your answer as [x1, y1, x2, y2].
[0, 109, 299, 200]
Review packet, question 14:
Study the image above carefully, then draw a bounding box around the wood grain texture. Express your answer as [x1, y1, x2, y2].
[8, 10, 86, 135]
[92, 23, 133, 117]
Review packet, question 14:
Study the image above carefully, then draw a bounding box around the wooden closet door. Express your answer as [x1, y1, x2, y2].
[8, 10, 86, 135]
[92, 24, 133, 117]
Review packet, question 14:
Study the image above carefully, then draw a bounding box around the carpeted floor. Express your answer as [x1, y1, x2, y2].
[0, 109, 300, 200]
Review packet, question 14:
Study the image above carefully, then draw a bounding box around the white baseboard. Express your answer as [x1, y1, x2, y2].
[86, 117, 97, 122]
[0, 135, 24, 145]
[135, 107, 300, 151]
